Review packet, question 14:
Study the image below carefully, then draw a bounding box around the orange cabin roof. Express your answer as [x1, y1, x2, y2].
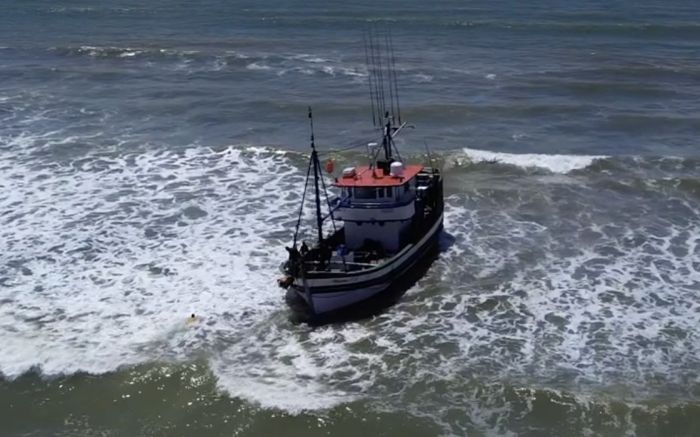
[334, 165, 423, 187]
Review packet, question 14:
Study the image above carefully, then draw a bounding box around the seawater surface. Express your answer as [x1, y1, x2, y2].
[1, 1, 699, 436]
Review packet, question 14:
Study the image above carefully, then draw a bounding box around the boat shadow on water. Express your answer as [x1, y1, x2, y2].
[285, 230, 455, 326]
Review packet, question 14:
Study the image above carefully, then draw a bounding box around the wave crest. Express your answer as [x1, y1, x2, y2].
[457, 147, 606, 173]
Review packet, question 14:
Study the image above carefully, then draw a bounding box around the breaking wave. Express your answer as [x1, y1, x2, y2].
[46, 45, 369, 79]
[455, 147, 606, 173]
[0, 144, 359, 408]
[0, 138, 698, 430]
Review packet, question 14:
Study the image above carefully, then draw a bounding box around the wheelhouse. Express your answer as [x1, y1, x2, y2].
[333, 163, 427, 253]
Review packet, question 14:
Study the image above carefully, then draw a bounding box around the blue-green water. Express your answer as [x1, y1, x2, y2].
[1, 1, 699, 435]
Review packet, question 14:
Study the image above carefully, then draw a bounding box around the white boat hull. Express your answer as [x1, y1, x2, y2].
[291, 212, 443, 314]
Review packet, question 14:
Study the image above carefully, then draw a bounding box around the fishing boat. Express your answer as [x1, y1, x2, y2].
[278, 29, 444, 317]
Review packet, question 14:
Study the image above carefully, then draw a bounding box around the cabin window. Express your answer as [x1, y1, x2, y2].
[355, 187, 377, 199]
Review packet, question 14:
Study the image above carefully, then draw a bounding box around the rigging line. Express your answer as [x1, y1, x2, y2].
[392, 141, 403, 163]
[366, 27, 376, 120]
[384, 32, 396, 122]
[367, 25, 377, 120]
[388, 29, 402, 125]
[374, 28, 386, 123]
[292, 156, 313, 248]
[371, 141, 383, 164]
[423, 139, 434, 168]
[389, 124, 406, 163]
[309, 108, 324, 246]
[316, 134, 383, 156]
[312, 154, 324, 244]
[363, 31, 377, 127]
[318, 161, 338, 236]
[369, 26, 386, 123]
[376, 29, 388, 122]
[317, 154, 348, 270]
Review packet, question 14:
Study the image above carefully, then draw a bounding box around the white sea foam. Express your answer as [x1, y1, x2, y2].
[225, 50, 251, 60]
[291, 54, 329, 64]
[246, 62, 272, 71]
[414, 73, 433, 83]
[461, 147, 606, 173]
[434, 191, 700, 396]
[211, 323, 359, 413]
[241, 52, 368, 79]
[119, 50, 142, 58]
[1, 137, 697, 426]
[0, 144, 359, 409]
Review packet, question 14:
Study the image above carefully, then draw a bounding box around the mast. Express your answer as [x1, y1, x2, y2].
[308, 107, 324, 246]
[382, 111, 392, 161]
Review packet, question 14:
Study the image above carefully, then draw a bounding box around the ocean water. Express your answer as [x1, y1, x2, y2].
[1, 1, 699, 436]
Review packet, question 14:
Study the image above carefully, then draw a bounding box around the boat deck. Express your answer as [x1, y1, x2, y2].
[302, 250, 389, 273]
[334, 165, 424, 187]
